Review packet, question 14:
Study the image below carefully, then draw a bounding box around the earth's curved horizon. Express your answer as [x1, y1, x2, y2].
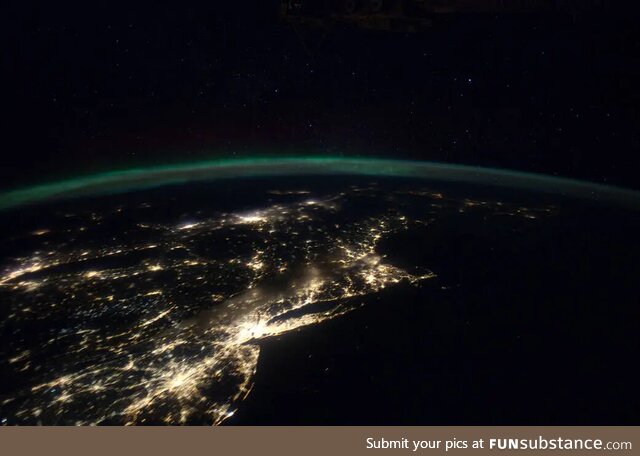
[0, 160, 638, 425]
[3, 157, 640, 211]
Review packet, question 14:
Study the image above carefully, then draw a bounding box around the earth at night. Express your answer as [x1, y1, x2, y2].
[0, 159, 638, 425]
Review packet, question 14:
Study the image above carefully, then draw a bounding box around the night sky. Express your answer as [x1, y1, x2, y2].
[3, 1, 640, 191]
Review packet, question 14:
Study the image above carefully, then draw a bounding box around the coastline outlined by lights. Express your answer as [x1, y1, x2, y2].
[0, 179, 558, 425]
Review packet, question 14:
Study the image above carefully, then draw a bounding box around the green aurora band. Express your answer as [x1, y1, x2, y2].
[2, 157, 640, 210]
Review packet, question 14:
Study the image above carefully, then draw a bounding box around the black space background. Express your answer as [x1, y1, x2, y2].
[2, 1, 639, 191]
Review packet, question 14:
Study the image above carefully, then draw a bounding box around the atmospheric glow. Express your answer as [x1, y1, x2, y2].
[1, 157, 639, 210]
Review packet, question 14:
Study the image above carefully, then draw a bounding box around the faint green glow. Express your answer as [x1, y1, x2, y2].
[1, 156, 639, 210]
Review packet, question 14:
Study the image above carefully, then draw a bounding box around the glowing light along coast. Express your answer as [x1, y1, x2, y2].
[0, 181, 555, 425]
[2, 157, 640, 210]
